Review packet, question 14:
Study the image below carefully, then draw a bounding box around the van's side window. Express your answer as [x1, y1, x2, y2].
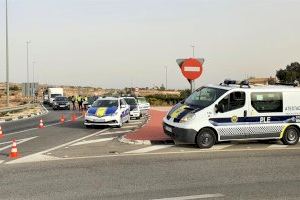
[251, 92, 283, 113]
[218, 92, 246, 112]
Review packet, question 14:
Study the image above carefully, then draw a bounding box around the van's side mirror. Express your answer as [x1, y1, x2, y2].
[121, 105, 126, 109]
[215, 103, 224, 113]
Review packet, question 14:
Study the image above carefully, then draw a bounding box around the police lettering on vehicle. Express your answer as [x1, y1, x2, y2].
[260, 117, 271, 123]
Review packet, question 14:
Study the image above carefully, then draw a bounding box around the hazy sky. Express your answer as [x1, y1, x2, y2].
[0, 0, 299, 89]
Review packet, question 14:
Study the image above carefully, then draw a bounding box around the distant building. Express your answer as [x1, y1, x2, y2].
[247, 77, 277, 85]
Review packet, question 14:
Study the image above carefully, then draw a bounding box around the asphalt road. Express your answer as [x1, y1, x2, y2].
[0, 106, 299, 200]
[0, 149, 299, 200]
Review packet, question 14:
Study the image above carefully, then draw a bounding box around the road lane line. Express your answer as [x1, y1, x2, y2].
[70, 137, 115, 146]
[128, 122, 142, 125]
[122, 125, 138, 129]
[5, 116, 83, 136]
[203, 144, 233, 150]
[267, 144, 288, 149]
[124, 145, 173, 154]
[0, 160, 4, 164]
[6, 128, 110, 164]
[100, 130, 131, 135]
[151, 193, 224, 200]
[0, 136, 38, 151]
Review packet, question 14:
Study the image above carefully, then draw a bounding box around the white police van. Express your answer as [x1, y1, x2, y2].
[84, 97, 130, 128]
[163, 80, 300, 148]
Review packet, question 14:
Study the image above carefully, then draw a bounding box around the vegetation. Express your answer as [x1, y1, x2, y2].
[276, 62, 300, 84]
[145, 89, 191, 106]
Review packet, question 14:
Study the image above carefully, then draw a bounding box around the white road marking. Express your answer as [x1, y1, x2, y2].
[128, 121, 142, 125]
[151, 193, 224, 200]
[70, 137, 115, 146]
[0, 136, 38, 151]
[267, 144, 288, 149]
[6, 128, 110, 164]
[122, 125, 138, 129]
[124, 145, 173, 154]
[0, 160, 4, 164]
[100, 130, 131, 135]
[203, 144, 233, 150]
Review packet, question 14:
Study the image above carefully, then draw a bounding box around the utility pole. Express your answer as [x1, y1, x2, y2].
[26, 40, 31, 97]
[5, 0, 9, 107]
[191, 45, 195, 57]
[32, 61, 35, 101]
[165, 66, 168, 90]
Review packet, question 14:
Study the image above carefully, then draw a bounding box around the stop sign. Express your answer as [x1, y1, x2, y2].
[180, 58, 203, 80]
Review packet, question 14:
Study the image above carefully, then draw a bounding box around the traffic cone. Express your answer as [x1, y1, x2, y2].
[82, 111, 86, 116]
[71, 114, 77, 122]
[39, 119, 45, 128]
[9, 139, 19, 158]
[60, 114, 65, 124]
[0, 126, 4, 138]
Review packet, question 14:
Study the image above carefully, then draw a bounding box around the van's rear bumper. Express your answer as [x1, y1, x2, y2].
[163, 122, 197, 144]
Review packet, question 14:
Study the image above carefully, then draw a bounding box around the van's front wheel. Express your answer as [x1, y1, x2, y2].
[196, 128, 216, 149]
[281, 126, 299, 145]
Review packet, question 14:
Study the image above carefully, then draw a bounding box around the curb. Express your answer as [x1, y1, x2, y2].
[0, 104, 49, 123]
[118, 135, 174, 145]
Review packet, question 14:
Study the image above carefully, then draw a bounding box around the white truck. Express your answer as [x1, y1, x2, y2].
[48, 88, 64, 106]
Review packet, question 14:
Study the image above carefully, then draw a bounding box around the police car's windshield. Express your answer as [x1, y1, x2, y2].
[137, 97, 147, 103]
[184, 87, 227, 108]
[92, 100, 118, 107]
[124, 98, 137, 105]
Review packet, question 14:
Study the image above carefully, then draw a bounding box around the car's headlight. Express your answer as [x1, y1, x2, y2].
[53, 102, 58, 105]
[179, 113, 195, 123]
[66, 102, 70, 105]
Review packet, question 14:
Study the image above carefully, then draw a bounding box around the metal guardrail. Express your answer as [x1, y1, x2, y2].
[0, 104, 36, 115]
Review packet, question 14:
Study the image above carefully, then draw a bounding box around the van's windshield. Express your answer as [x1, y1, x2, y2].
[184, 87, 227, 108]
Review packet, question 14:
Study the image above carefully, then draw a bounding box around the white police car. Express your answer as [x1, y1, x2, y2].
[123, 97, 141, 119]
[137, 97, 150, 115]
[163, 80, 300, 148]
[84, 97, 130, 128]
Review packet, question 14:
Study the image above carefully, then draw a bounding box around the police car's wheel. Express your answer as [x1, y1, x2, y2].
[281, 126, 299, 145]
[196, 128, 216, 149]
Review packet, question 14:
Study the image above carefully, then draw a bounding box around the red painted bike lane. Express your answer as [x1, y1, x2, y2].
[124, 108, 172, 142]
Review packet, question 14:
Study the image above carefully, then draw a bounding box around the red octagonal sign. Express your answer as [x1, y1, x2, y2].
[180, 58, 203, 80]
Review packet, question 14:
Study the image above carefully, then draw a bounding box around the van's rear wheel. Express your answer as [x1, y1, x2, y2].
[196, 128, 216, 149]
[281, 126, 299, 145]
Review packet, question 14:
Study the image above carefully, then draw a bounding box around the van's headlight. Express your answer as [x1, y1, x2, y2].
[179, 113, 195, 123]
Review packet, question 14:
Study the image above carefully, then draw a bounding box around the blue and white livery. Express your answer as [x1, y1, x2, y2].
[84, 97, 130, 128]
[163, 80, 300, 148]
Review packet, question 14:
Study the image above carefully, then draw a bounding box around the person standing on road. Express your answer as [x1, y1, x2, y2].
[77, 95, 83, 111]
[71, 96, 77, 110]
[84, 96, 88, 110]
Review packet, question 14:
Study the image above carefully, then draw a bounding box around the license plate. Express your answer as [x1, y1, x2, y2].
[59, 105, 66, 107]
[165, 126, 172, 132]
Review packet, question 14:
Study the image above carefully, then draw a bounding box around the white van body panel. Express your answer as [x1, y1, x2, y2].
[163, 85, 300, 144]
[48, 88, 64, 105]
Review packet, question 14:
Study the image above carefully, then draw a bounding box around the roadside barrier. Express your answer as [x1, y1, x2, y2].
[71, 114, 77, 122]
[39, 119, 45, 128]
[0, 126, 4, 138]
[60, 114, 65, 124]
[9, 139, 19, 158]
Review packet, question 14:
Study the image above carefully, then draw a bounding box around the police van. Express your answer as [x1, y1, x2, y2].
[163, 80, 300, 148]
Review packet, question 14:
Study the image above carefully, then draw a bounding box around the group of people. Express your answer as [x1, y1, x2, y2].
[71, 95, 88, 111]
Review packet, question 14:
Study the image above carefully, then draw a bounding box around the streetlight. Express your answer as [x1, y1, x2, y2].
[32, 61, 35, 100]
[26, 40, 31, 97]
[191, 45, 195, 57]
[164, 66, 168, 90]
[5, 0, 9, 107]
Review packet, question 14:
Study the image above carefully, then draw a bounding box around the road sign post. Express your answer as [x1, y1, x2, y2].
[176, 58, 204, 92]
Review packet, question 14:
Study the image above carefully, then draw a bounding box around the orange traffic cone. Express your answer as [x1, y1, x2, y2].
[71, 114, 77, 122]
[0, 126, 4, 138]
[39, 119, 45, 128]
[9, 139, 19, 158]
[60, 114, 65, 124]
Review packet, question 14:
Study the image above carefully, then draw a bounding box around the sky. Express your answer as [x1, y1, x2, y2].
[0, 0, 300, 89]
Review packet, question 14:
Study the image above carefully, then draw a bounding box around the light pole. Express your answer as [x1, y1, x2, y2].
[5, 0, 9, 107]
[165, 66, 168, 90]
[191, 45, 195, 57]
[26, 40, 31, 97]
[32, 61, 35, 100]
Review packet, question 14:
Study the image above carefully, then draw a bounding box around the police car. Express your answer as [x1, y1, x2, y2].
[163, 80, 300, 148]
[137, 97, 150, 115]
[84, 97, 130, 128]
[123, 97, 141, 119]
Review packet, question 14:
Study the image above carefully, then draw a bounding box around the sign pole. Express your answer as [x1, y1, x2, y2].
[190, 80, 195, 93]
